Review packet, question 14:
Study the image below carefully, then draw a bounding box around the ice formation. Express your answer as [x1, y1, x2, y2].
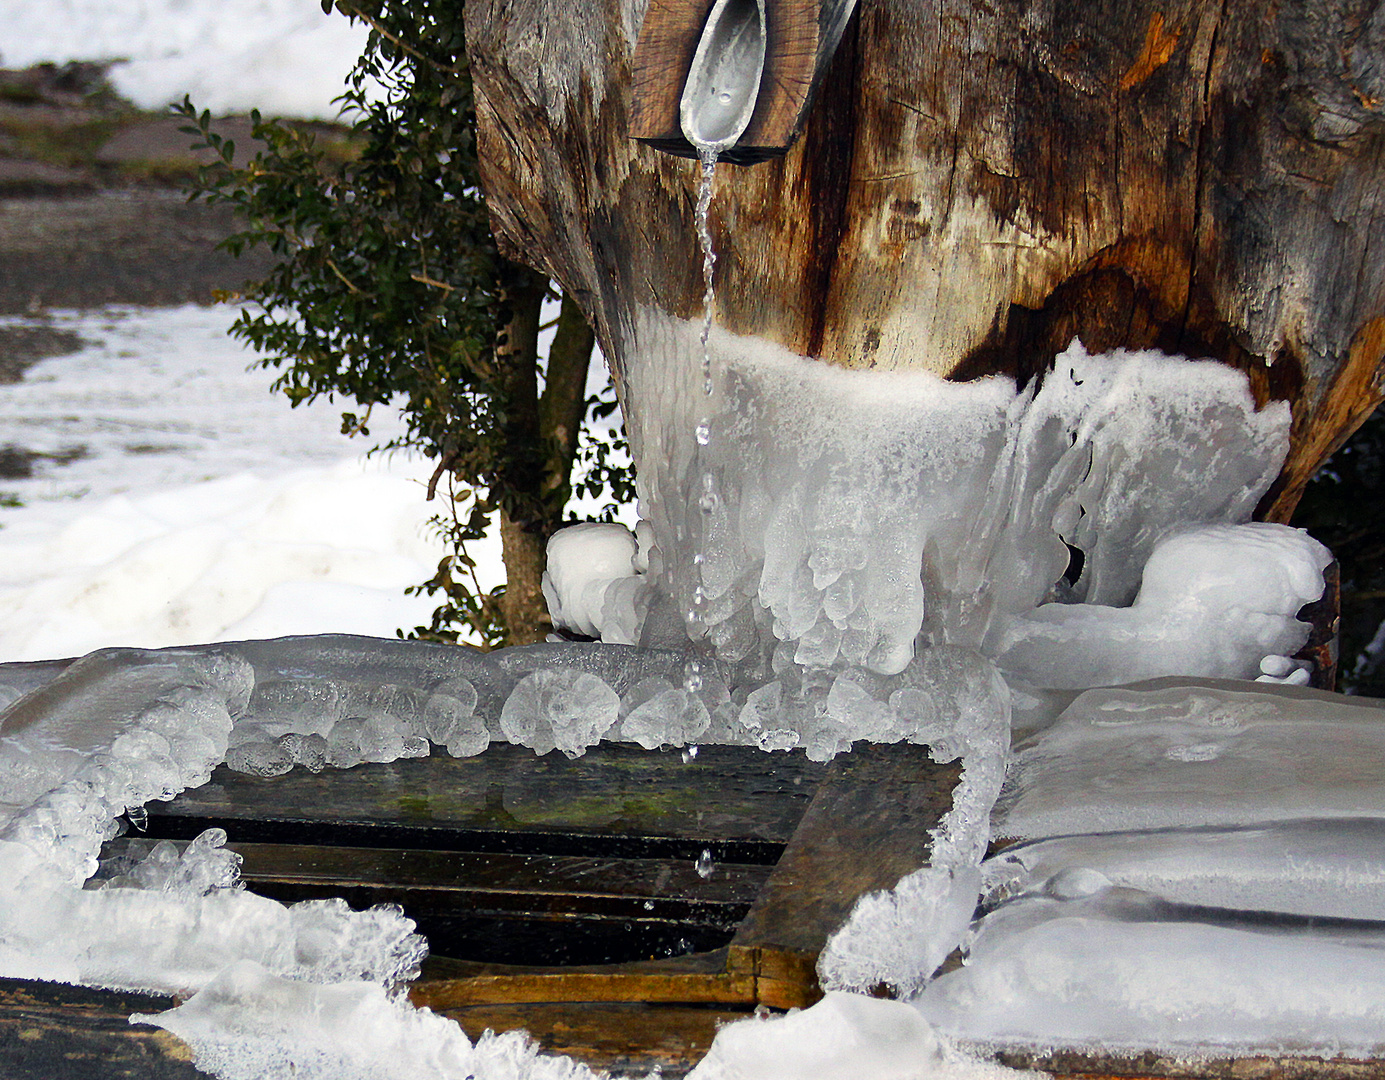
[994, 678, 1385, 839]
[0, 313, 1360, 1073]
[914, 677, 1385, 1058]
[135, 960, 601, 1080]
[990, 523, 1331, 689]
[623, 321, 1297, 684]
[915, 896, 1385, 1057]
[687, 990, 1036, 1080]
[817, 649, 1010, 997]
[541, 521, 650, 644]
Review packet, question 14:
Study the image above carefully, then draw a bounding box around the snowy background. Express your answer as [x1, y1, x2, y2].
[0, 0, 579, 663]
[0, 0, 366, 119]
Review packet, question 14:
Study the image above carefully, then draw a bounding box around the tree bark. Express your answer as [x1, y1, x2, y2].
[493, 258, 551, 642]
[464, 0, 1385, 521]
[539, 291, 598, 511]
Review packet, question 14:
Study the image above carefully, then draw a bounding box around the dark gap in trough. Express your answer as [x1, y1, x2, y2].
[122, 747, 825, 967]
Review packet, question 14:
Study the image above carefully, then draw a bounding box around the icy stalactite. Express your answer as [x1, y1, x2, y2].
[623, 319, 1292, 681]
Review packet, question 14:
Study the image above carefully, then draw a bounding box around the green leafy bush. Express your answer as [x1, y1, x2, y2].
[177, 0, 630, 646]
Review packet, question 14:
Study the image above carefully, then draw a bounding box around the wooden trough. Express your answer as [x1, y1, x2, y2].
[3, 712, 1382, 1077]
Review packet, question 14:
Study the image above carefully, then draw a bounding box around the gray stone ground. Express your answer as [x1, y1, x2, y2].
[0, 62, 292, 322]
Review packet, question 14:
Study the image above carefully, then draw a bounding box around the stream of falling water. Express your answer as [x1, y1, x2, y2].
[683, 147, 721, 696]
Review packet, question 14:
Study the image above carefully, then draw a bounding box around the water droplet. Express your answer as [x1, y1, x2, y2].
[718, 90, 732, 104]
[695, 849, 715, 879]
[681, 744, 700, 763]
[695, 420, 711, 445]
[126, 806, 148, 832]
[698, 473, 720, 514]
[643, 899, 655, 910]
[683, 660, 704, 693]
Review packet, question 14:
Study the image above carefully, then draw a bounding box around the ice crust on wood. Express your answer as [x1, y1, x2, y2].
[687, 989, 1036, 1080]
[134, 960, 602, 1080]
[623, 318, 1292, 678]
[991, 523, 1331, 689]
[994, 678, 1385, 839]
[916, 678, 1385, 1058]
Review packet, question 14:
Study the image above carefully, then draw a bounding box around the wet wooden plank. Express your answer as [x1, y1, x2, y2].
[0, 977, 205, 1080]
[731, 742, 961, 958]
[145, 743, 826, 861]
[231, 842, 769, 907]
[438, 1001, 750, 1079]
[222, 840, 770, 965]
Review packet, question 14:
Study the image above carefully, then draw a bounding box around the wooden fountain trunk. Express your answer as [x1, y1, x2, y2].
[463, 0, 1385, 520]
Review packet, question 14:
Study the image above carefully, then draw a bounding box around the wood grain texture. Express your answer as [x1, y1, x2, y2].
[465, 0, 1385, 515]
[0, 978, 203, 1080]
[145, 742, 825, 858]
[730, 743, 962, 956]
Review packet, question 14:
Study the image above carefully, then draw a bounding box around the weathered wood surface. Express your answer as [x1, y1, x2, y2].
[464, 0, 1385, 518]
[730, 741, 960, 961]
[145, 742, 825, 859]
[0, 977, 203, 1080]
[629, 0, 845, 161]
[137, 743, 823, 965]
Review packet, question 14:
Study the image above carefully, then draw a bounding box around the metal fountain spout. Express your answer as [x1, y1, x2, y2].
[629, 0, 858, 164]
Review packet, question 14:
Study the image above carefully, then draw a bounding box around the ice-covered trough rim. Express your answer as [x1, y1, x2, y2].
[5, 635, 1385, 1073]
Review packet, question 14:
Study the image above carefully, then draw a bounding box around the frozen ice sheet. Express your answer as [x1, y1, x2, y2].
[984, 819, 1385, 922]
[995, 677, 1385, 840]
[916, 889, 1385, 1058]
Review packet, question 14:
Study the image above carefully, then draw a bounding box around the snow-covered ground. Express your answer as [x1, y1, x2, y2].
[0, 0, 365, 118]
[0, 305, 494, 661]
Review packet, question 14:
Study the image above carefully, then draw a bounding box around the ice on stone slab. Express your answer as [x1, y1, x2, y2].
[499, 668, 620, 757]
[995, 677, 1385, 840]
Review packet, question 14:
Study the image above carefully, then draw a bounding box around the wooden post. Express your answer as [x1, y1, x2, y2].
[464, 0, 1385, 520]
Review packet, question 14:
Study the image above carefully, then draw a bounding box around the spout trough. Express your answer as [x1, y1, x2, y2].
[628, 0, 858, 165]
[679, 0, 767, 154]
